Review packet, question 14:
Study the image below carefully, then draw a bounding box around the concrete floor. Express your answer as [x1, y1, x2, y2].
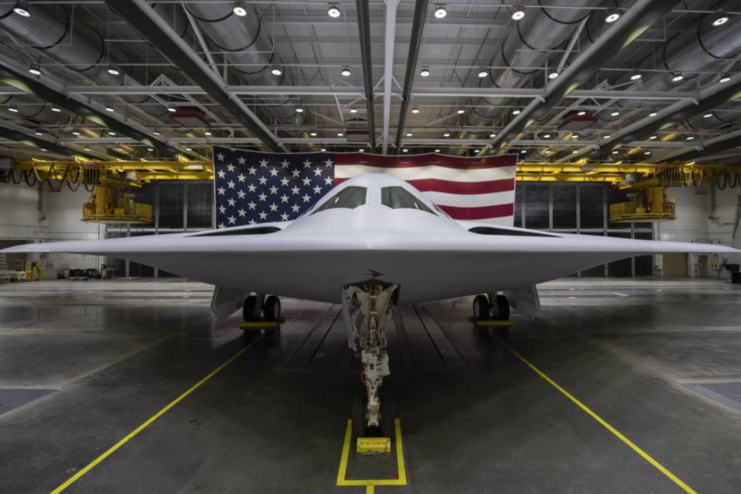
[1, 279, 741, 493]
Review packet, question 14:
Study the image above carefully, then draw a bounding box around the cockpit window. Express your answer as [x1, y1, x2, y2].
[381, 186, 436, 215]
[312, 186, 367, 214]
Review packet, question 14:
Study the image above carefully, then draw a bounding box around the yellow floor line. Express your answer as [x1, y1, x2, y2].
[49, 331, 269, 494]
[336, 419, 407, 487]
[493, 335, 698, 494]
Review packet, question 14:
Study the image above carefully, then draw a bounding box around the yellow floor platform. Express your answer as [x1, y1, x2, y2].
[239, 317, 284, 331]
[356, 437, 392, 454]
[468, 317, 514, 328]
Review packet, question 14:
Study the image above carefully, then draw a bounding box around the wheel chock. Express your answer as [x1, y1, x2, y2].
[239, 317, 284, 331]
[356, 437, 392, 454]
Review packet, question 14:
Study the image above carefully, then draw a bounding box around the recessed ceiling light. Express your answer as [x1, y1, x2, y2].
[672, 71, 684, 82]
[434, 4, 447, 19]
[548, 71, 559, 80]
[720, 73, 731, 83]
[296, 107, 304, 113]
[420, 67, 430, 77]
[649, 112, 658, 117]
[328, 4, 341, 18]
[630, 72, 642, 81]
[341, 66, 351, 77]
[28, 64, 41, 76]
[105, 106, 115, 112]
[512, 9, 525, 21]
[51, 107, 61, 112]
[412, 107, 420, 114]
[611, 111, 620, 117]
[704, 113, 713, 118]
[443, 132, 451, 137]
[478, 69, 488, 78]
[512, 109, 521, 115]
[349, 107, 357, 113]
[271, 68, 282, 76]
[8, 107, 18, 113]
[13, 1, 30, 17]
[406, 132, 412, 137]
[233, 1, 247, 17]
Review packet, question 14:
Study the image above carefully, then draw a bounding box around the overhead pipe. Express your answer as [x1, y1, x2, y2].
[105, 0, 282, 152]
[483, 0, 680, 156]
[0, 3, 177, 125]
[356, 0, 376, 150]
[394, 0, 429, 152]
[182, 2, 309, 135]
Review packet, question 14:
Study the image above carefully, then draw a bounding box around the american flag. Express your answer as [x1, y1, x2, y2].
[213, 146, 517, 228]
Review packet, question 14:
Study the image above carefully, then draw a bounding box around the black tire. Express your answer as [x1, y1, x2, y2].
[264, 296, 281, 322]
[352, 393, 366, 439]
[243, 296, 260, 322]
[380, 393, 394, 439]
[495, 295, 510, 321]
[473, 295, 490, 321]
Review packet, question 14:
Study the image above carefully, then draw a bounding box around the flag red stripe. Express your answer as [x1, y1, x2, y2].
[335, 153, 517, 170]
[334, 177, 514, 194]
[437, 203, 514, 221]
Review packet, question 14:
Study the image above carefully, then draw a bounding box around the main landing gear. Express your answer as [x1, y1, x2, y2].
[242, 293, 281, 322]
[343, 281, 399, 439]
[473, 293, 511, 334]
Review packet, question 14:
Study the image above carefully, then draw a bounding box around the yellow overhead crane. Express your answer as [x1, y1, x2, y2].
[6, 158, 741, 225]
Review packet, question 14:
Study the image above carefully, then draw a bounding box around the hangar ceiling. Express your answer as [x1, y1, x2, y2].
[1, 0, 741, 166]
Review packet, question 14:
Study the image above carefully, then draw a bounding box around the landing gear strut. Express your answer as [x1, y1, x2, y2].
[343, 282, 399, 438]
[243, 293, 281, 322]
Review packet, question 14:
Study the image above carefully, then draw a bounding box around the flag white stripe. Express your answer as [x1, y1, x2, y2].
[335, 164, 516, 182]
[421, 190, 515, 208]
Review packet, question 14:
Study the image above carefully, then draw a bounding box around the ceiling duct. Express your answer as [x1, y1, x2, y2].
[182, 3, 309, 135]
[0, 3, 177, 125]
[460, 0, 601, 134]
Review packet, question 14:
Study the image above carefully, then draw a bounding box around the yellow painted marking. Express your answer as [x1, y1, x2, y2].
[366, 487, 375, 494]
[336, 419, 407, 487]
[494, 336, 697, 494]
[49, 332, 269, 494]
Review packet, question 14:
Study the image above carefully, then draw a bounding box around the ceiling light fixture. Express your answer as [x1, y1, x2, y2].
[686, 136, 695, 140]
[310, 132, 317, 137]
[572, 150, 579, 154]
[35, 131, 43, 136]
[153, 131, 160, 136]
[577, 110, 586, 116]
[341, 66, 351, 77]
[434, 4, 447, 19]
[512, 9, 525, 21]
[51, 107, 61, 112]
[84, 147, 91, 151]
[456, 109, 464, 114]
[520, 149, 527, 154]
[548, 71, 559, 80]
[572, 135, 579, 139]
[612, 150, 619, 154]
[105, 106, 115, 112]
[478, 68, 488, 78]
[420, 66, 430, 77]
[320, 148, 326, 152]
[167, 107, 176, 113]
[605, 9, 620, 23]
[147, 148, 154, 152]
[435, 149, 441, 153]
[107, 65, 120, 76]
[630, 72, 642, 81]
[649, 135, 657, 140]
[8, 107, 18, 113]
[443, 132, 451, 137]
[186, 147, 193, 151]
[644, 151, 651, 155]
[412, 107, 420, 114]
[40, 148, 47, 152]
[296, 107, 304, 113]
[13, 1, 30, 17]
[402, 149, 408, 153]
[490, 133, 497, 138]
[720, 73, 732, 83]
[271, 68, 282, 76]
[672, 71, 684, 82]
[337, 132, 344, 137]
[72, 131, 80, 136]
[611, 111, 620, 117]
[108, 131, 116, 136]
[649, 112, 658, 117]
[28, 63, 41, 76]
[205, 131, 212, 136]
[349, 107, 358, 113]
[712, 11, 729, 27]
[327, 4, 341, 18]
[406, 132, 412, 137]
[704, 113, 713, 118]
[604, 135, 611, 139]
[512, 109, 521, 115]
[233, 1, 248, 17]
[543, 134, 551, 139]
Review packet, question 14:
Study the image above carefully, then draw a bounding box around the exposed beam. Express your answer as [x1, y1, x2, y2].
[0, 124, 103, 161]
[394, 0, 429, 151]
[659, 129, 741, 163]
[356, 0, 376, 150]
[481, 0, 680, 157]
[104, 0, 283, 153]
[0, 53, 186, 159]
[381, 0, 399, 154]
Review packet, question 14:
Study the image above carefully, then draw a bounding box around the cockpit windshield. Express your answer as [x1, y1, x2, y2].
[380, 186, 436, 215]
[311, 186, 367, 214]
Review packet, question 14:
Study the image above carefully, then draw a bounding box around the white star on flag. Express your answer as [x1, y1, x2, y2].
[259, 159, 269, 168]
[217, 152, 225, 161]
